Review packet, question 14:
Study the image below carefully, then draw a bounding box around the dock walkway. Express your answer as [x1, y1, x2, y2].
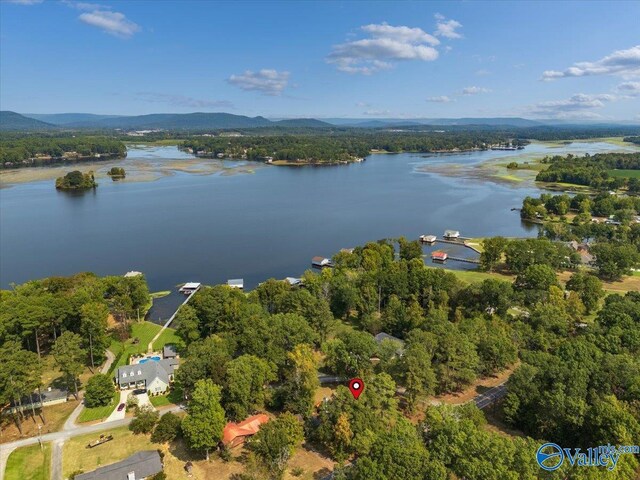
[148, 285, 200, 352]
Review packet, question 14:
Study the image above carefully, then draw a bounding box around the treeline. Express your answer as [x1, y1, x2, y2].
[0, 134, 127, 168]
[0, 273, 149, 432]
[624, 136, 640, 145]
[536, 152, 640, 190]
[181, 132, 527, 163]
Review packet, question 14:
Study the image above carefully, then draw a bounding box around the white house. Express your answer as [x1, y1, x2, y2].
[114, 359, 178, 394]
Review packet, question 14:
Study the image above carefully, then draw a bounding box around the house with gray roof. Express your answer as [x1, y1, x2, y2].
[75, 450, 162, 480]
[114, 359, 178, 394]
[8, 387, 68, 414]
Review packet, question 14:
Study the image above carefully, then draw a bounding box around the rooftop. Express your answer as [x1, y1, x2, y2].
[222, 414, 270, 446]
[75, 450, 162, 480]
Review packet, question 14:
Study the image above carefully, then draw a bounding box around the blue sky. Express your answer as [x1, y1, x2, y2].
[1, 0, 639, 120]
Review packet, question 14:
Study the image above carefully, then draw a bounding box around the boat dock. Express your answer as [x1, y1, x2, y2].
[447, 256, 480, 264]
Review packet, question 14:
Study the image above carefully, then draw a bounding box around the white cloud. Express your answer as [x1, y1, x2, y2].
[616, 81, 640, 96]
[434, 14, 463, 39]
[227, 69, 290, 96]
[327, 22, 440, 74]
[542, 45, 640, 80]
[79, 10, 140, 38]
[137, 92, 233, 109]
[362, 23, 439, 46]
[462, 86, 491, 95]
[525, 93, 616, 119]
[426, 95, 454, 103]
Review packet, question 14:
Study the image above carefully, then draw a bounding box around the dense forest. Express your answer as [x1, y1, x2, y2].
[0, 134, 126, 168]
[536, 152, 640, 190]
[624, 136, 640, 146]
[2, 237, 640, 477]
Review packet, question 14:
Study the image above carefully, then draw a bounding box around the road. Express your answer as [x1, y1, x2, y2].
[0, 406, 182, 480]
[473, 383, 508, 409]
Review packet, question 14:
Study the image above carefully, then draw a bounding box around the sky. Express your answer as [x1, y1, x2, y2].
[1, 0, 639, 120]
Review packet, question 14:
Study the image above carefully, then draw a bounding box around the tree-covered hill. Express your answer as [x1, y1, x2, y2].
[0, 111, 56, 131]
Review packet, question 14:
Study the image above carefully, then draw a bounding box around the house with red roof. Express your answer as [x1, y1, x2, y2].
[222, 414, 270, 448]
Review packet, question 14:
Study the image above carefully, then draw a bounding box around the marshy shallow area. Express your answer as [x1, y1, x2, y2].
[417, 139, 640, 187]
[0, 144, 259, 187]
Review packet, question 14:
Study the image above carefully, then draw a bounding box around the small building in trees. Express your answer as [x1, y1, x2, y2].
[222, 414, 270, 448]
[312, 256, 332, 268]
[163, 345, 178, 360]
[8, 387, 68, 413]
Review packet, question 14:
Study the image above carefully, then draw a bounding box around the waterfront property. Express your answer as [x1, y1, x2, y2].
[227, 278, 244, 289]
[432, 251, 448, 262]
[285, 276, 303, 286]
[419, 234, 437, 244]
[312, 256, 333, 268]
[222, 414, 270, 448]
[443, 230, 461, 240]
[178, 282, 201, 295]
[114, 358, 178, 393]
[75, 450, 163, 480]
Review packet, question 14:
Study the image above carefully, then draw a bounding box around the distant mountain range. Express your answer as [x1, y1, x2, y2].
[0, 111, 57, 131]
[1, 110, 638, 132]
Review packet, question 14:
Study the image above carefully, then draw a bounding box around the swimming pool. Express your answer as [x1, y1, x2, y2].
[138, 356, 161, 364]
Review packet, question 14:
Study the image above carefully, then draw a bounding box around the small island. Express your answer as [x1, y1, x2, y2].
[107, 166, 126, 180]
[55, 170, 97, 190]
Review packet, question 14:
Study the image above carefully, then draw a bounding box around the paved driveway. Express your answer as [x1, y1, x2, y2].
[135, 391, 153, 410]
[105, 390, 129, 422]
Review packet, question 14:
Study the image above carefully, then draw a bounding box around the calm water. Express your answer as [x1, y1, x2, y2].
[1, 141, 633, 316]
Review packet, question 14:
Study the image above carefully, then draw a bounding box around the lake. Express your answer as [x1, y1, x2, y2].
[0, 140, 634, 321]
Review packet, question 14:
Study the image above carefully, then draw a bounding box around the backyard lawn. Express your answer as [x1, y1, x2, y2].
[5, 443, 51, 480]
[76, 391, 119, 423]
[110, 321, 183, 370]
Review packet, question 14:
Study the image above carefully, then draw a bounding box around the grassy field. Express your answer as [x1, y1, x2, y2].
[77, 391, 119, 423]
[5, 443, 51, 480]
[607, 169, 640, 179]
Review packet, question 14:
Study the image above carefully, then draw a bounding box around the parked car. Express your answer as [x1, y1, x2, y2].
[117, 403, 125, 411]
[133, 389, 146, 395]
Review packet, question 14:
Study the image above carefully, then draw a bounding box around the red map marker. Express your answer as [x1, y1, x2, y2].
[348, 378, 364, 400]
